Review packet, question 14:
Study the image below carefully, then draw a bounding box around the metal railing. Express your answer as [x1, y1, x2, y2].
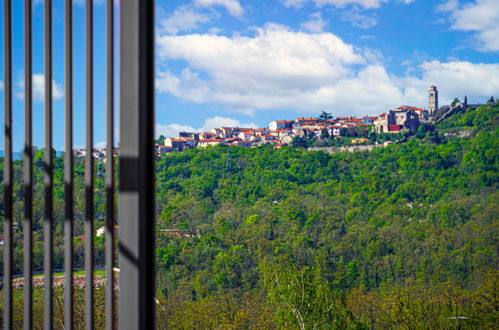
[2, 0, 155, 328]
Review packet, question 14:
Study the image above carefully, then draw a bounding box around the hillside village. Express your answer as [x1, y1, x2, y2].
[156, 86, 440, 154]
[72, 86, 483, 159]
[159, 104, 428, 153]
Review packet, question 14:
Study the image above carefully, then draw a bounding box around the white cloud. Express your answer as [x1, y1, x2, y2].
[155, 117, 257, 138]
[440, 0, 499, 52]
[194, 0, 244, 18]
[301, 12, 327, 33]
[436, 0, 458, 12]
[397, 60, 499, 105]
[157, 24, 499, 116]
[159, 6, 211, 35]
[156, 69, 211, 103]
[341, 6, 378, 28]
[15, 74, 63, 102]
[0, 81, 3, 91]
[283, 0, 389, 9]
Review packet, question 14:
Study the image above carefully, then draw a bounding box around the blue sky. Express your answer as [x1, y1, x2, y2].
[1, 0, 498, 150]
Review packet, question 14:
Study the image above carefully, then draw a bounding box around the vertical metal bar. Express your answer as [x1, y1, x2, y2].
[64, 0, 74, 328]
[105, 0, 116, 328]
[85, 0, 95, 328]
[23, 0, 33, 329]
[44, 0, 54, 329]
[3, 0, 13, 328]
[118, 1, 155, 329]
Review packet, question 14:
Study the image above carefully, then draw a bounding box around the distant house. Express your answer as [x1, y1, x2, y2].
[269, 120, 293, 131]
[198, 138, 222, 148]
[73, 149, 86, 158]
[211, 128, 223, 137]
[294, 117, 318, 128]
[362, 116, 377, 124]
[92, 149, 105, 159]
[396, 106, 429, 122]
[254, 128, 270, 136]
[155, 144, 172, 155]
[330, 125, 341, 136]
[235, 141, 251, 147]
[238, 131, 254, 141]
[220, 127, 235, 138]
[200, 132, 216, 139]
[374, 108, 420, 133]
[165, 138, 194, 151]
[179, 132, 198, 140]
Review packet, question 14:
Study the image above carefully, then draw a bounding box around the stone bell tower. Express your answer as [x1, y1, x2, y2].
[429, 85, 438, 117]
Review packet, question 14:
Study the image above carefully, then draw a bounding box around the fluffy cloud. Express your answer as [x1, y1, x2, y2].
[341, 6, 378, 28]
[194, 0, 244, 18]
[157, 23, 364, 87]
[15, 74, 63, 102]
[301, 12, 327, 33]
[398, 60, 499, 105]
[156, 117, 257, 138]
[157, 24, 499, 116]
[439, 0, 499, 52]
[159, 6, 211, 35]
[283, 0, 389, 9]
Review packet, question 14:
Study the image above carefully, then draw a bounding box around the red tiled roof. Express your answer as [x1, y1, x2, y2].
[396, 105, 426, 112]
[388, 124, 403, 132]
[237, 128, 255, 132]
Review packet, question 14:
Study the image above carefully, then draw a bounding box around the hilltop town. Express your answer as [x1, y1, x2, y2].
[72, 86, 483, 159]
[155, 86, 440, 154]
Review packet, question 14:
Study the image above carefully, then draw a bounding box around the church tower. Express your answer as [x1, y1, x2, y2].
[429, 85, 438, 117]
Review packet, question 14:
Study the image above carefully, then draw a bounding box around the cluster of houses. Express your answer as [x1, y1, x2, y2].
[73, 147, 119, 161]
[61, 86, 443, 158]
[160, 105, 430, 153]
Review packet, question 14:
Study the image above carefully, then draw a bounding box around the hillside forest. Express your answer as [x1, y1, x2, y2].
[0, 102, 498, 328]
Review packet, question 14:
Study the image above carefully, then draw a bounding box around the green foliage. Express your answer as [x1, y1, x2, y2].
[1, 102, 497, 327]
[318, 111, 333, 123]
[452, 97, 461, 106]
[151, 103, 498, 326]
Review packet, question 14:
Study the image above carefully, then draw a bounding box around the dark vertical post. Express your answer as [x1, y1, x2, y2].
[105, 0, 116, 328]
[64, 0, 74, 328]
[85, 0, 95, 328]
[44, 0, 54, 329]
[3, 0, 13, 328]
[23, 0, 33, 329]
[118, 1, 155, 329]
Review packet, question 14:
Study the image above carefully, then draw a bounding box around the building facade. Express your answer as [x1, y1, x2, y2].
[374, 108, 420, 133]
